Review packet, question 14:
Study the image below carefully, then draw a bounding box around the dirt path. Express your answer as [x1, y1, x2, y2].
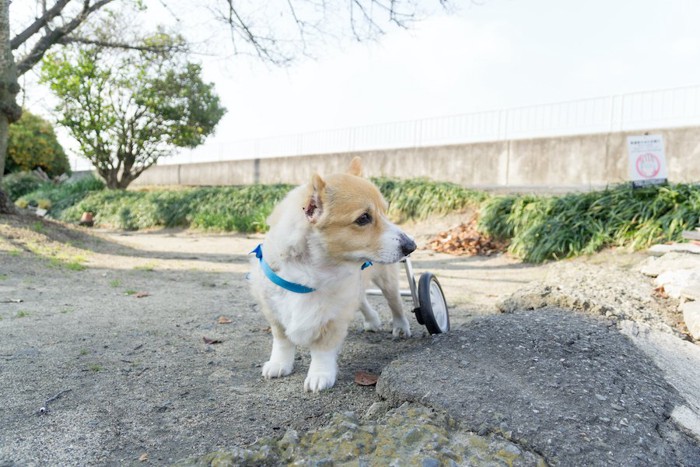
[0, 213, 550, 465]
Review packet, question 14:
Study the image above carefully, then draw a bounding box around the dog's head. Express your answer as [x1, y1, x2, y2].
[303, 157, 416, 264]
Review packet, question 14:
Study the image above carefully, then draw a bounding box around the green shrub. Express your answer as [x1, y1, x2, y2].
[6, 110, 70, 177]
[58, 184, 293, 232]
[478, 183, 700, 262]
[372, 177, 486, 222]
[17, 174, 105, 214]
[0, 171, 48, 200]
[15, 176, 698, 263]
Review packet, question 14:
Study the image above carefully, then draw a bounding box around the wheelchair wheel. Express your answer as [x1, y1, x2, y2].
[415, 272, 450, 334]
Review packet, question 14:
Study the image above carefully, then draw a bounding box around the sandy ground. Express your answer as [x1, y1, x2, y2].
[0, 212, 552, 465]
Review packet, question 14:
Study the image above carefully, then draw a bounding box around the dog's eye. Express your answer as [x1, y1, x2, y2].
[354, 213, 373, 226]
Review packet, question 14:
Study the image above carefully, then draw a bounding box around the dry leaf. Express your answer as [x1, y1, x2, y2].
[138, 453, 149, 462]
[217, 316, 233, 324]
[135, 291, 150, 298]
[203, 336, 223, 345]
[354, 370, 379, 386]
[427, 218, 508, 257]
[653, 285, 669, 299]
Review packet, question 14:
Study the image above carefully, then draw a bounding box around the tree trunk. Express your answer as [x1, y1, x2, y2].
[0, 0, 22, 214]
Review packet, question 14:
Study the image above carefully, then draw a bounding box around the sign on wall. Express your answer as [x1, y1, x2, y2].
[627, 134, 668, 187]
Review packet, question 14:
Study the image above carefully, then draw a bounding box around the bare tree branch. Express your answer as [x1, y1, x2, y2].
[11, 0, 71, 50]
[56, 36, 187, 55]
[15, 0, 115, 77]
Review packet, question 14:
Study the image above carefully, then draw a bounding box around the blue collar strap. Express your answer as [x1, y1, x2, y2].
[252, 244, 316, 294]
[251, 244, 373, 294]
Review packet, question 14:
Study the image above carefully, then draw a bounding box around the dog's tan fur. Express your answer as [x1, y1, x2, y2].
[248, 157, 415, 392]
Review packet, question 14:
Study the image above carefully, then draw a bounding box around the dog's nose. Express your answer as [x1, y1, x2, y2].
[400, 234, 417, 257]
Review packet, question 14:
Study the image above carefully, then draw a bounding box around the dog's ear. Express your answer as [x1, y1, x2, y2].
[304, 173, 326, 223]
[347, 157, 363, 177]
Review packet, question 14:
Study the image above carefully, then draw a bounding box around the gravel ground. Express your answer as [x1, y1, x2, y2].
[1, 213, 697, 466]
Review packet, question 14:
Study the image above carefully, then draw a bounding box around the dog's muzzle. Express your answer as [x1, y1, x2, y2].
[400, 233, 417, 257]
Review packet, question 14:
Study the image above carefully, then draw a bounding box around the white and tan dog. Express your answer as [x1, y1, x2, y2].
[248, 157, 416, 392]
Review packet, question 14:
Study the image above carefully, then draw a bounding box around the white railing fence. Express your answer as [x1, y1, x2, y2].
[71, 84, 700, 170]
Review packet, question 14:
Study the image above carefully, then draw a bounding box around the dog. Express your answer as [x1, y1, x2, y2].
[248, 157, 416, 392]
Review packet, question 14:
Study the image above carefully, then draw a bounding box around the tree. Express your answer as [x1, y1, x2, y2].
[40, 35, 226, 189]
[0, 1, 450, 207]
[6, 110, 70, 177]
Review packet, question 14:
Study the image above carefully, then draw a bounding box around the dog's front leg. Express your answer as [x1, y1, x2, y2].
[304, 320, 348, 392]
[262, 324, 296, 379]
[304, 346, 340, 393]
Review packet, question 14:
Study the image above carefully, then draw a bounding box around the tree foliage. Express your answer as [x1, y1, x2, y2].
[40, 34, 226, 189]
[6, 110, 70, 177]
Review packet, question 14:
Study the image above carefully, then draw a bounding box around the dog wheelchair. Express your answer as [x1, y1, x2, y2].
[366, 258, 450, 334]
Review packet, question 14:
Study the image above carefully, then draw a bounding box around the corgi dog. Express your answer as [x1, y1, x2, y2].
[248, 157, 416, 392]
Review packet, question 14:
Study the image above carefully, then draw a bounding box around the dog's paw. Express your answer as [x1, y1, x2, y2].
[262, 360, 293, 379]
[304, 372, 336, 393]
[363, 316, 382, 332]
[392, 316, 412, 338]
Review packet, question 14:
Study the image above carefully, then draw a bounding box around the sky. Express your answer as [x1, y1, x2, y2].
[18, 0, 700, 168]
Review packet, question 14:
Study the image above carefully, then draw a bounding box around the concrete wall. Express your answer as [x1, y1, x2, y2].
[131, 126, 700, 191]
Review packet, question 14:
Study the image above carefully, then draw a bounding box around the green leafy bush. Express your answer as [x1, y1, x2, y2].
[58, 184, 294, 232]
[6, 111, 70, 177]
[16, 177, 699, 262]
[17, 175, 105, 213]
[478, 183, 700, 262]
[1, 171, 48, 200]
[372, 177, 486, 221]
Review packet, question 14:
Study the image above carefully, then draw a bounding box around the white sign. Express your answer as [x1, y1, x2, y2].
[627, 134, 668, 186]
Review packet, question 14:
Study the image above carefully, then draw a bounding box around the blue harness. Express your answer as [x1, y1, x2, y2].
[251, 244, 372, 294]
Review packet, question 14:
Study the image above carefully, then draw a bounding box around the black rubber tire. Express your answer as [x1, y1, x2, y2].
[417, 273, 450, 334]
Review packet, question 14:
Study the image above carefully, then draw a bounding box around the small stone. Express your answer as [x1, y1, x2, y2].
[595, 393, 607, 401]
[611, 403, 625, 411]
[340, 421, 359, 432]
[363, 401, 390, 420]
[681, 301, 700, 340]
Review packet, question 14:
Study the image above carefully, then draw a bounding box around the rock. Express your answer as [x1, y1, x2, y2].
[377, 309, 700, 465]
[639, 252, 700, 278]
[497, 261, 679, 335]
[176, 404, 545, 466]
[655, 269, 700, 299]
[682, 301, 700, 340]
[673, 405, 700, 442]
[648, 243, 700, 255]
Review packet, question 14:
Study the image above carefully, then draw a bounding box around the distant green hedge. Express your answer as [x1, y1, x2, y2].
[478, 183, 700, 263]
[15, 176, 700, 263]
[58, 184, 294, 232]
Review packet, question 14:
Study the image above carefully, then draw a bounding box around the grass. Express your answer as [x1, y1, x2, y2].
[478, 183, 700, 263]
[15, 175, 105, 211]
[12, 174, 700, 263]
[133, 263, 157, 272]
[372, 177, 486, 222]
